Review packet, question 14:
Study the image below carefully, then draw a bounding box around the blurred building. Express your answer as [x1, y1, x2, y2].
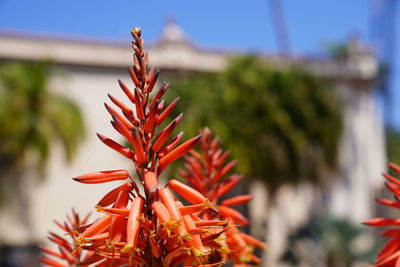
[0, 22, 385, 266]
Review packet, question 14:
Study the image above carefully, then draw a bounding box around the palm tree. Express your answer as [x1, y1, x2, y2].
[0, 61, 85, 175]
[0, 61, 85, 246]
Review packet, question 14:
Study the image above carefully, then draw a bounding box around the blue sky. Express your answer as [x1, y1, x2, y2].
[0, 0, 370, 52]
[0, 0, 398, 126]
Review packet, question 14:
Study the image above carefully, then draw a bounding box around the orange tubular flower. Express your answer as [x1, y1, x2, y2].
[42, 28, 239, 267]
[168, 179, 207, 205]
[97, 182, 133, 207]
[123, 197, 143, 253]
[144, 171, 159, 194]
[220, 195, 253, 207]
[364, 163, 400, 267]
[73, 170, 129, 184]
[152, 201, 172, 224]
[177, 128, 266, 265]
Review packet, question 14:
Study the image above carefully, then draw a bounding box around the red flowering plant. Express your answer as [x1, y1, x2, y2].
[178, 128, 266, 265]
[40, 28, 265, 267]
[363, 163, 400, 266]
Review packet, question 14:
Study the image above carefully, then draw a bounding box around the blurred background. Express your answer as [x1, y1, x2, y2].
[0, 0, 398, 266]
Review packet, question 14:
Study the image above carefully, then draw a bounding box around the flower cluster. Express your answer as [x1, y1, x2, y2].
[364, 163, 400, 267]
[179, 128, 266, 265]
[40, 210, 94, 266]
[40, 28, 264, 267]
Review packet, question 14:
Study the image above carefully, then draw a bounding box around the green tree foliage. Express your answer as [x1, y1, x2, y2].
[387, 127, 400, 166]
[167, 56, 342, 191]
[0, 61, 85, 174]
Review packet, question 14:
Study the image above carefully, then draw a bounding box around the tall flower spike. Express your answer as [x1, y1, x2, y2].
[42, 28, 238, 267]
[364, 163, 400, 267]
[178, 128, 266, 265]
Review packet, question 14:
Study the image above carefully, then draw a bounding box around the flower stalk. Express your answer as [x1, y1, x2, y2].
[41, 27, 264, 267]
[177, 128, 266, 265]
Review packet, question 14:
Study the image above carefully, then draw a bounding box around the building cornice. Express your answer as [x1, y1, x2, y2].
[0, 29, 377, 81]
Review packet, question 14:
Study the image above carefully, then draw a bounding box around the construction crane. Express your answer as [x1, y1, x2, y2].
[268, 0, 291, 55]
[369, 0, 398, 127]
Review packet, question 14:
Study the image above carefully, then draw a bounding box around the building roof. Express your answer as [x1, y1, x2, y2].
[0, 22, 378, 81]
